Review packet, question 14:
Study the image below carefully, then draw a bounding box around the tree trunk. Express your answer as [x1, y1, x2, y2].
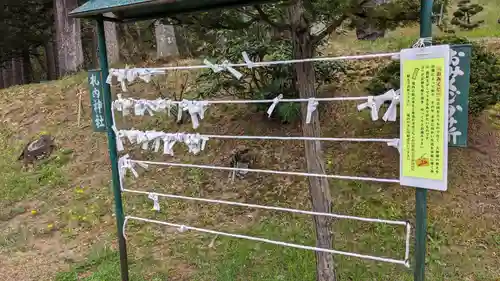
[154, 21, 179, 59]
[11, 57, 23, 86]
[22, 48, 33, 84]
[0, 69, 4, 89]
[44, 40, 58, 80]
[91, 27, 99, 68]
[287, 2, 336, 281]
[1, 66, 10, 88]
[54, 0, 84, 76]
[104, 13, 120, 65]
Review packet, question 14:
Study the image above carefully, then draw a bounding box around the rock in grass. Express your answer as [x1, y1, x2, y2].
[18, 134, 56, 167]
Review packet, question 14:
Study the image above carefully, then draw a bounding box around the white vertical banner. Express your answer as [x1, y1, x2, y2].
[399, 45, 450, 191]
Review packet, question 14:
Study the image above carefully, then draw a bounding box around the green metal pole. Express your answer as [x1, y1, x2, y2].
[415, 1, 433, 280]
[96, 16, 130, 281]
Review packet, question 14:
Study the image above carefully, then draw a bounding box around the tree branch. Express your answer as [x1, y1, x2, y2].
[253, 5, 290, 31]
[311, 15, 348, 45]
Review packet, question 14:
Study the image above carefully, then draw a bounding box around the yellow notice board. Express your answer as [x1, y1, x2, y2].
[402, 58, 446, 180]
[400, 45, 449, 191]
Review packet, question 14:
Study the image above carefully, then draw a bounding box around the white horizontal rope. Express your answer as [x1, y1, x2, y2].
[128, 159, 400, 184]
[201, 134, 396, 143]
[122, 188, 407, 226]
[117, 96, 369, 106]
[150, 52, 399, 72]
[124, 215, 410, 267]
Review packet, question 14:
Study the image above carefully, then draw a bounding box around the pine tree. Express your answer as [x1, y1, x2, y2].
[450, 0, 484, 30]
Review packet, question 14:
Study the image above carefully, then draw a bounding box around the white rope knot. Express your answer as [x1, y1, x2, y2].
[387, 139, 400, 153]
[180, 100, 209, 129]
[118, 154, 148, 179]
[412, 37, 432, 48]
[203, 59, 243, 80]
[267, 94, 283, 118]
[382, 89, 400, 122]
[242, 52, 255, 68]
[306, 98, 319, 124]
[148, 193, 161, 212]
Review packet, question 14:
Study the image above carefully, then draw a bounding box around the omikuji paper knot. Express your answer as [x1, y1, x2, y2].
[145, 131, 165, 152]
[118, 154, 148, 179]
[153, 99, 174, 116]
[387, 139, 401, 153]
[382, 89, 400, 122]
[112, 126, 125, 151]
[267, 94, 283, 118]
[148, 193, 161, 211]
[163, 133, 183, 156]
[357, 96, 379, 121]
[107, 68, 165, 91]
[114, 95, 135, 116]
[412, 37, 432, 48]
[107, 69, 127, 92]
[306, 98, 319, 124]
[178, 225, 188, 233]
[242, 52, 255, 68]
[180, 100, 209, 129]
[184, 134, 209, 155]
[204, 59, 243, 80]
[357, 89, 397, 121]
[134, 100, 153, 116]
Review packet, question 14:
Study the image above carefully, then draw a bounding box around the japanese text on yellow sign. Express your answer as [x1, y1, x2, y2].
[402, 58, 446, 180]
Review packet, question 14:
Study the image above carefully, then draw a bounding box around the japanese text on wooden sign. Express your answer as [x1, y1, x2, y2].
[448, 45, 471, 147]
[88, 70, 106, 132]
[400, 45, 450, 191]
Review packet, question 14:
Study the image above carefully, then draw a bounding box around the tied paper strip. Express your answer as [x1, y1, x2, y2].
[382, 89, 400, 122]
[204, 59, 243, 80]
[114, 95, 135, 116]
[357, 96, 379, 121]
[242, 52, 255, 68]
[163, 133, 183, 156]
[357, 89, 398, 121]
[145, 131, 165, 152]
[118, 154, 148, 180]
[267, 94, 283, 118]
[106, 68, 166, 92]
[148, 193, 161, 212]
[184, 134, 209, 155]
[412, 37, 432, 48]
[180, 100, 209, 129]
[306, 98, 319, 124]
[113, 130, 210, 156]
[114, 97, 175, 117]
[134, 100, 155, 116]
[387, 139, 401, 153]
